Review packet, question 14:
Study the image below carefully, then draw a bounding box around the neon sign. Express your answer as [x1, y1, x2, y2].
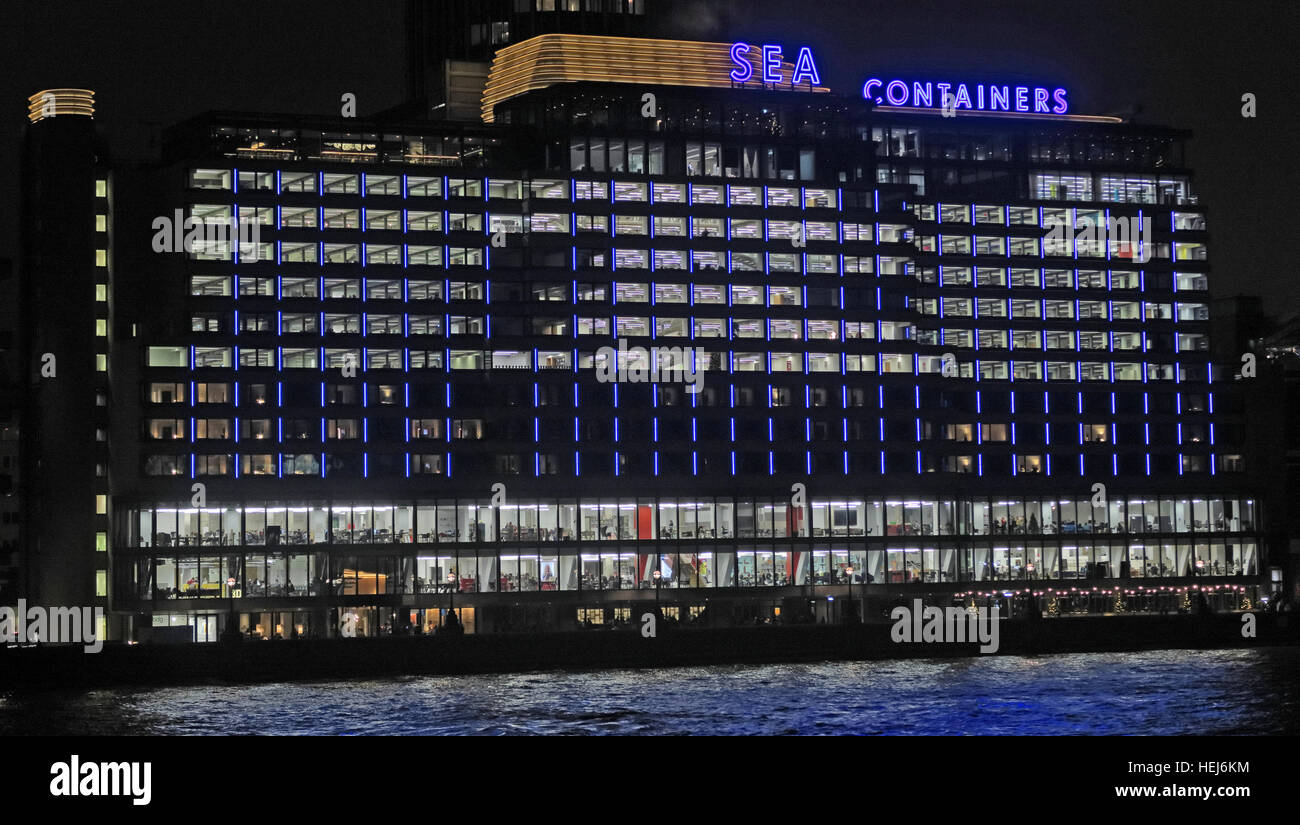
[730, 43, 822, 86]
[862, 79, 1068, 114]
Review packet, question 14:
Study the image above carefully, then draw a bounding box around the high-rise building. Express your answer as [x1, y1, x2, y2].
[20, 90, 113, 636]
[18, 12, 1268, 642]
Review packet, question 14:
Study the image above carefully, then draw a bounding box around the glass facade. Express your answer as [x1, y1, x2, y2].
[90, 41, 1254, 640]
[114, 494, 1260, 604]
[145, 169, 1218, 482]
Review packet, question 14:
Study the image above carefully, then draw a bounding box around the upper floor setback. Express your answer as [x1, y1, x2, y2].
[157, 95, 1196, 202]
[166, 149, 1197, 210]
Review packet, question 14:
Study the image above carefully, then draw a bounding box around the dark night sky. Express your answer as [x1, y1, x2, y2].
[3, 1, 1297, 314]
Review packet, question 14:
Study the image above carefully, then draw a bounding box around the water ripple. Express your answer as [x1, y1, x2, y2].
[0, 648, 1295, 735]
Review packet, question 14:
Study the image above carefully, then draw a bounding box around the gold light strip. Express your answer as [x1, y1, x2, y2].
[482, 34, 830, 123]
[27, 89, 95, 123]
[875, 105, 1123, 124]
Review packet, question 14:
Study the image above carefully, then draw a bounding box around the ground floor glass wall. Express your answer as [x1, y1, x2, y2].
[121, 495, 1258, 550]
[119, 537, 1259, 607]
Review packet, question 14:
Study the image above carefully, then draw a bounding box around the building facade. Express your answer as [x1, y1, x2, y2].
[20, 91, 112, 638]
[0, 256, 18, 605]
[18, 17, 1269, 641]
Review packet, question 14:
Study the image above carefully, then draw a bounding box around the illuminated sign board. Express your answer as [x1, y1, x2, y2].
[863, 78, 1068, 114]
[730, 43, 822, 86]
[726, 42, 1067, 115]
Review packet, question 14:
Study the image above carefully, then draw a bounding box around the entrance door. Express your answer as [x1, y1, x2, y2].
[194, 614, 218, 642]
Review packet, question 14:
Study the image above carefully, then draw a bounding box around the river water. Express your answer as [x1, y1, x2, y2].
[2, 648, 1295, 735]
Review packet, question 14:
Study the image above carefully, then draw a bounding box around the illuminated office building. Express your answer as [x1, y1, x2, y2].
[19, 8, 1266, 641]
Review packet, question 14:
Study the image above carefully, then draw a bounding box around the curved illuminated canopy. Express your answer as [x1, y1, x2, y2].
[27, 89, 95, 123]
[481, 34, 830, 123]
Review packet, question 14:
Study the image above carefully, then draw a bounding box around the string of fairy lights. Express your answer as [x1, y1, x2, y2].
[950, 584, 1255, 613]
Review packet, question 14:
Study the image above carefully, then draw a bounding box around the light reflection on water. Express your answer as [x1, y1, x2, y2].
[2, 648, 1295, 735]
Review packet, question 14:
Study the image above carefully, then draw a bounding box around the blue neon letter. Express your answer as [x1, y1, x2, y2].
[1052, 88, 1069, 114]
[1034, 87, 1050, 113]
[791, 46, 820, 86]
[761, 45, 783, 83]
[729, 42, 753, 82]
